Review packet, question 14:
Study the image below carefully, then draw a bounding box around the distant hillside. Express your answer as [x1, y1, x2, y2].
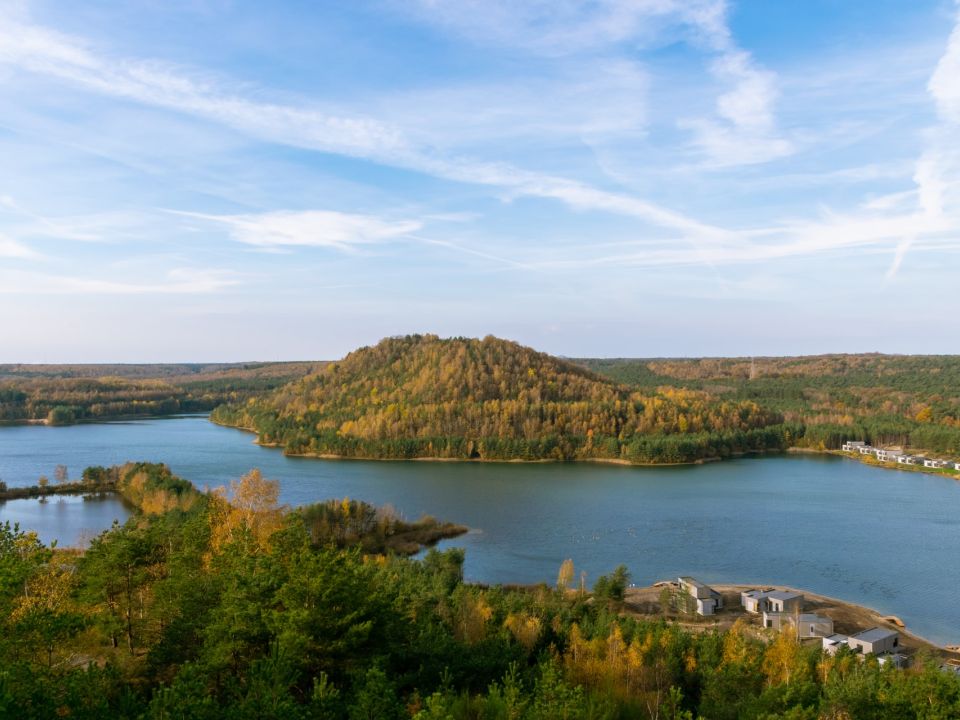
[0, 362, 322, 425]
[577, 355, 960, 455]
[211, 335, 789, 463]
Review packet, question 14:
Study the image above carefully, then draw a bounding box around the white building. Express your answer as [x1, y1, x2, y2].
[822, 634, 849, 655]
[847, 628, 900, 656]
[741, 589, 804, 614]
[841, 441, 867, 452]
[678, 576, 723, 616]
[923, 459, 948, 469]
[763, 612, 834, 638]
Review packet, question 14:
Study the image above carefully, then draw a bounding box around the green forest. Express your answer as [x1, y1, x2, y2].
[578, 354, 960, 456]
[1, 462, 958, 719]
[0, 362, 321, 425]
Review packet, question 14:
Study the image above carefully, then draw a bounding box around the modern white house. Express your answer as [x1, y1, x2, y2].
[741, 589, 804, 615]
[842, 441, 867, 452]
[678, 576, 723, 616]
[847, 627, 900, 656]
[877, 653, 909, 669]
[822, 634, 850, 655]
[840, 441, 957, 470]
[762, 612, 834, 638]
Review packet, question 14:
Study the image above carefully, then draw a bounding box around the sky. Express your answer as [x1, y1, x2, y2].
[1, 0, 959, 362]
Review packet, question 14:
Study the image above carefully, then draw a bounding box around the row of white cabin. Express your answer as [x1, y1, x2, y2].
[841, 441, 960, 470]
[677, 579, 905, 665]
[740, 588, 905, 666]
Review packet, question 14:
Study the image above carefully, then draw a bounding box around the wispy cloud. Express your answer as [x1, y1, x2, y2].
[0, 7, 713, 238]
[885, 1, 960, 278]
[173, 209, 422, 250]
[928, 1, 960, 124]
[0, 233, 39, 259]
[678, 3, 794, 167]
[0, 267, 239, 294]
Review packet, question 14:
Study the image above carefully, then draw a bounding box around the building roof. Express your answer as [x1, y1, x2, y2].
[851, 627, 898, 643]
[824, 634, 849, 642]
[765, 590, 803, 601]
[679, 576, 718, 599]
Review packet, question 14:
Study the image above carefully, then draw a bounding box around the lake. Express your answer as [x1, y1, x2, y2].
[1, 415, 959, 645]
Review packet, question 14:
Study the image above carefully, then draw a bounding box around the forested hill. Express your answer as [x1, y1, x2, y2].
[211, 335, 790, 463]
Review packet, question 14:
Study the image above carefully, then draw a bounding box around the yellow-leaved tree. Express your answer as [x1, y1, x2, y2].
[208, 469, 285, 556]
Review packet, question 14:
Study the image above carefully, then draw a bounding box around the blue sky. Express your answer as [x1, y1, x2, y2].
[1, 0, 959, 361]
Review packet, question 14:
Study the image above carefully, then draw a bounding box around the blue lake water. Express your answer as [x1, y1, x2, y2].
[1, 415, 959, 644]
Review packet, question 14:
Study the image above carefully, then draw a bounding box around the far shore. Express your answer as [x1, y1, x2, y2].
[0, 411, 212, 428]
[213, 418, 777, 468]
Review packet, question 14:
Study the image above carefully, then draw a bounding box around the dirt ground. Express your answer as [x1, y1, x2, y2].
[623, 582, 960, 661]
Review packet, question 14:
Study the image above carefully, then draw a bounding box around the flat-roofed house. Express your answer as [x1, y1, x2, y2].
[875, 449, 899, 462]
[896, 455, 918, 465]
[857, 446, 875, 455]
[822, 634, 849, 655]
[762, 612, 835, 638]
[847, 628, 900, 655]
[741, 589, 803, 614]
[877, 653, 909, 669]
[842, 441, 866, 452]
[678, 576, 723, 616]
[765, 590, 804, 613]
[923, 458, 948, 468]
[741, 589, 767, 614]
[955, 462, 960, 472]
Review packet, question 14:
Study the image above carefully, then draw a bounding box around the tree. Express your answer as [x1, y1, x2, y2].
[593, 565, 630, 601]
[80, 523, 155, 652]
[208, 469, 285, 556]
[557, 558, 574, 593]
[660, 586, 674, 615]
[348, 667, 404, 720]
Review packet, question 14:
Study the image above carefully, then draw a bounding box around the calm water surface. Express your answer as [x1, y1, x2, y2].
[1, 416, 959, 644]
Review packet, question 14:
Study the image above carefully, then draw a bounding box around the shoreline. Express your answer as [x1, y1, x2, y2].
[213, 419, 770, 468]
[216, 418, 960, 477]
[827, 449, 960, 481]
[0, 411, 212, 428]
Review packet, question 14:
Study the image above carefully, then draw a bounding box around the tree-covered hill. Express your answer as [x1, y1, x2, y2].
[211, 335, 790, 463]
